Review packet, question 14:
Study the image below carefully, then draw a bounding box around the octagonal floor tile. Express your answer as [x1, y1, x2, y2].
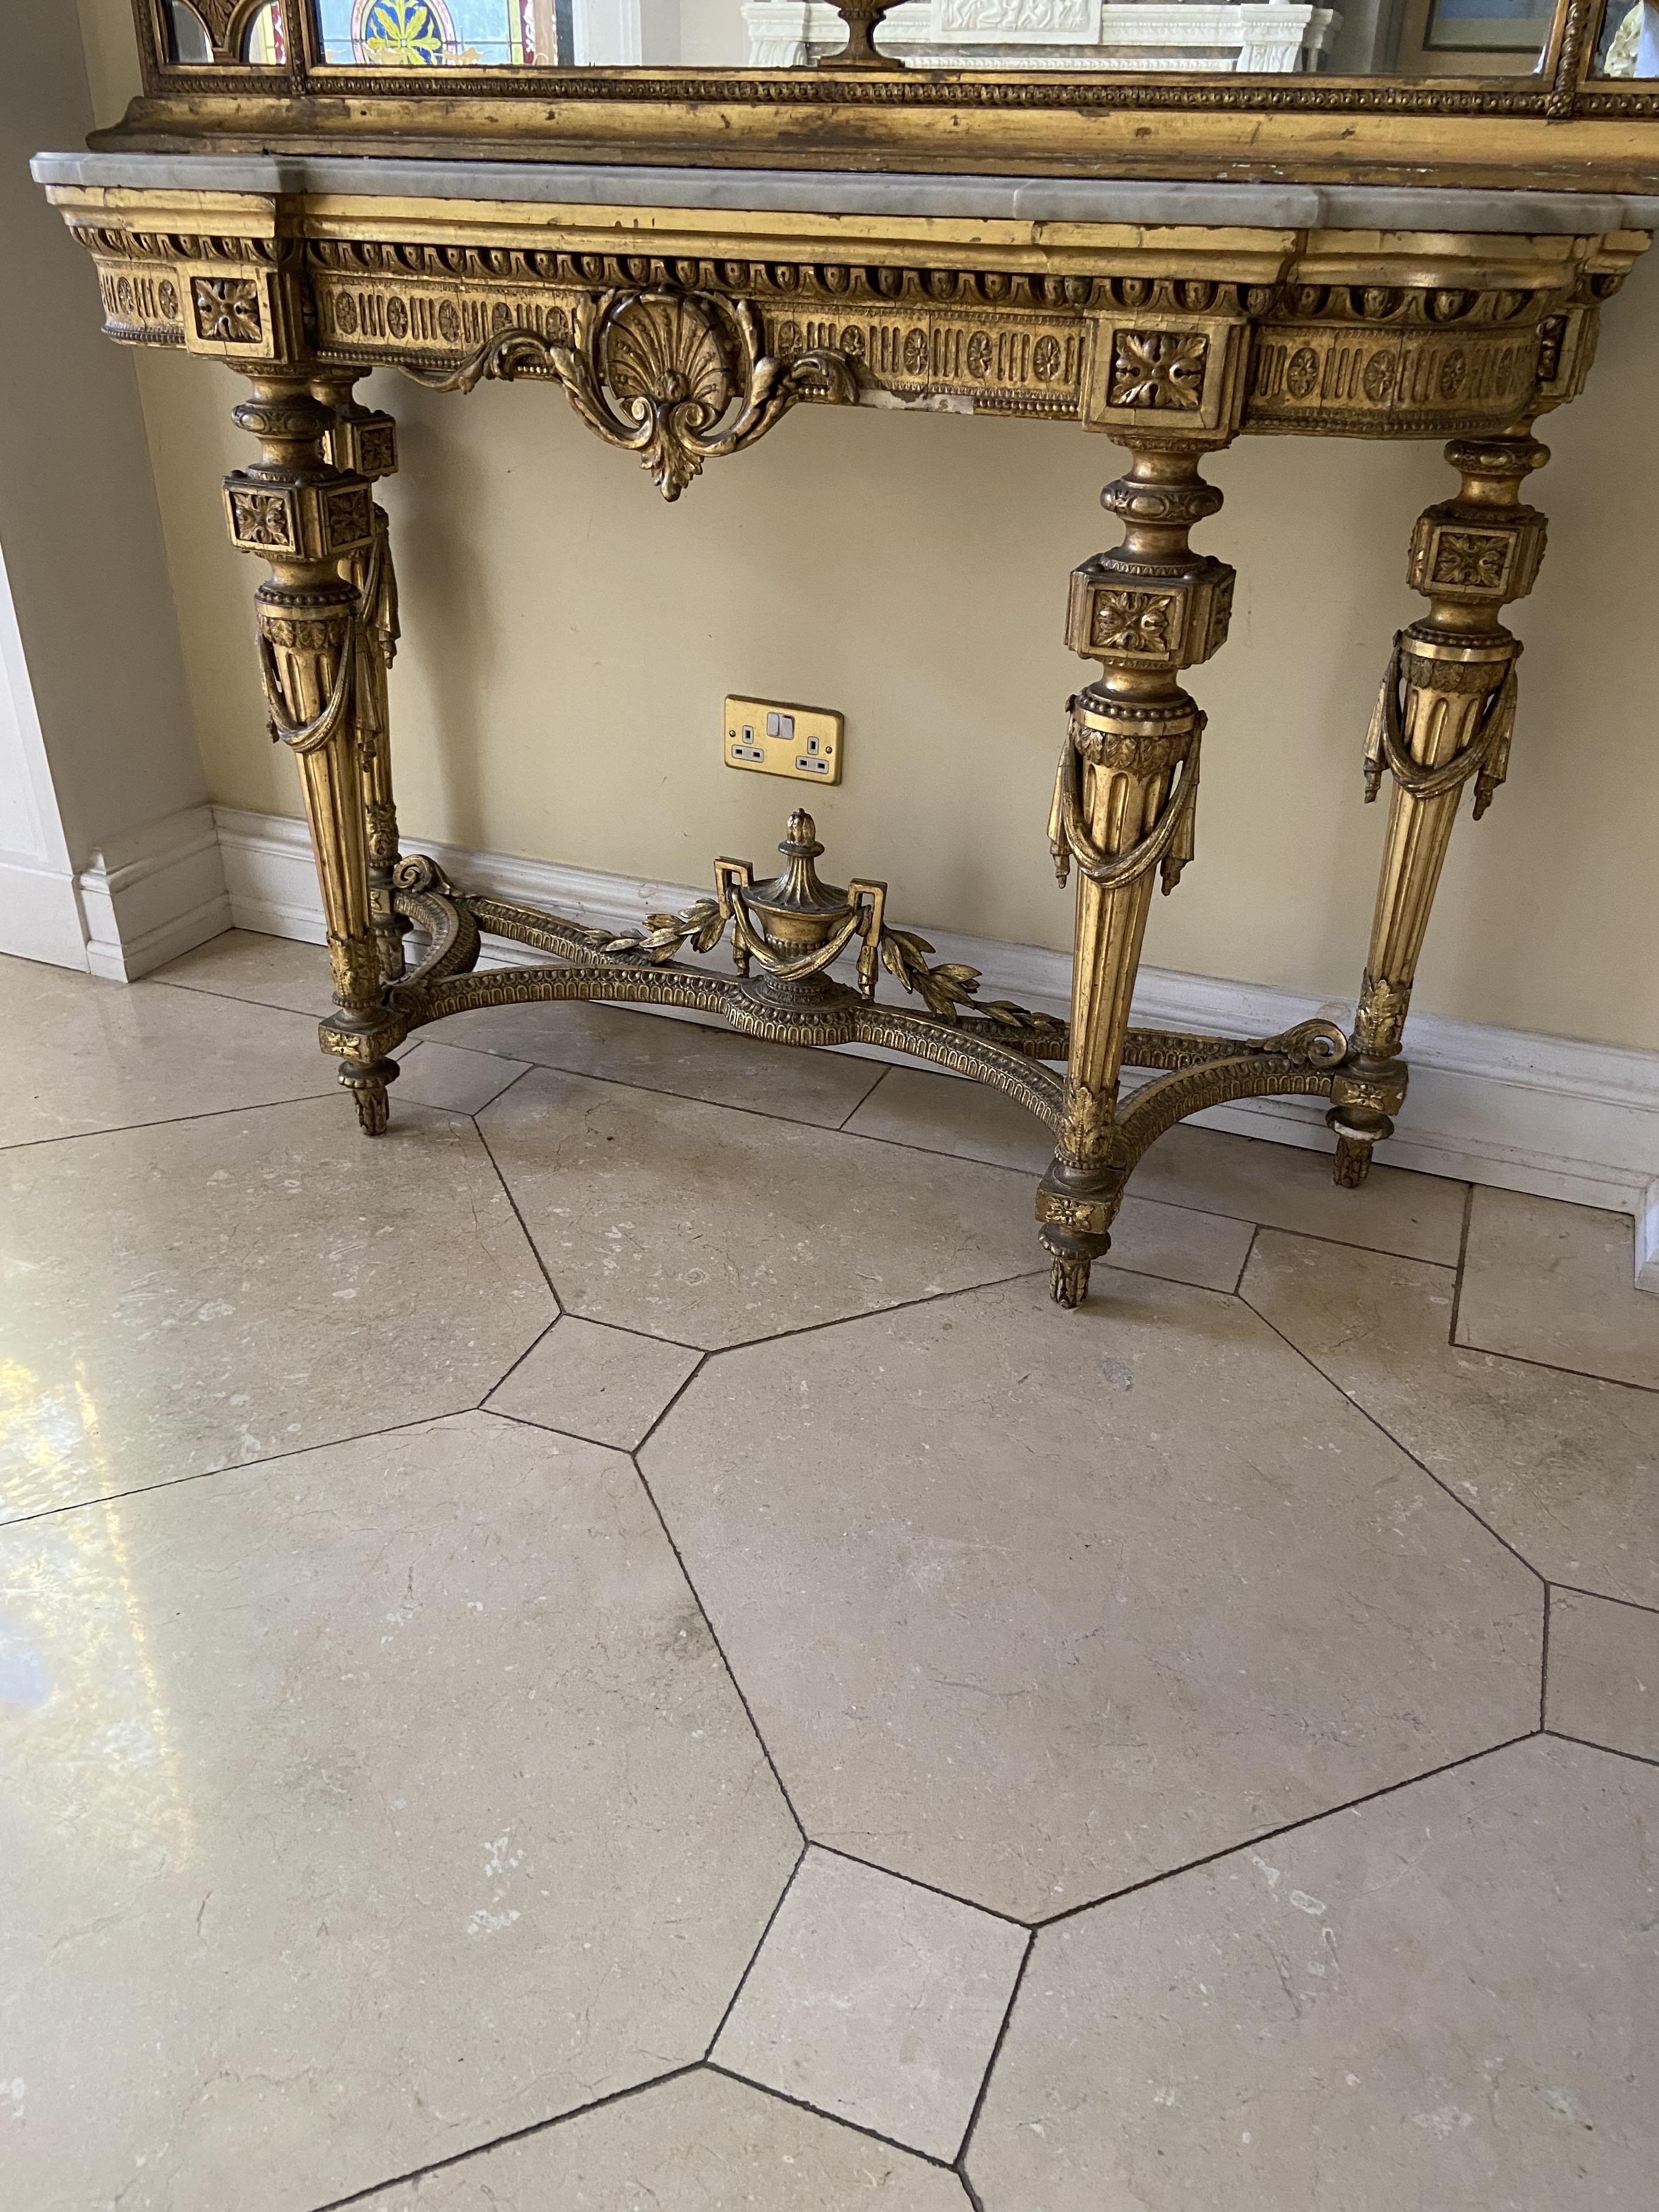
[0, 951, 336, 1147]
[0, 1098, 555, 1521]
[640, 1272, 1542, 1919]
[477, 1068, 1043, 1350]
[966, 1738, 1658, 2212]
[1243, 1230, 1659, 1608]
[0, 1413, 798, 2212]
[367, 2069, 968, 2209]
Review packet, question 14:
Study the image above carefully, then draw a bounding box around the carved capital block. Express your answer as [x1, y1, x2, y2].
[1067, 556, 1233, 669]
[319, 1005, 408, 1065]
[1085, 314, 1251, 441]
[1407, 503, 1547, 604]
[179, 264, 295, 363]
[1035, 1187, 1114, 1238]
[223, 472, 375, 561]
[319, 482, 376, 556]
[1329, 1060, 1408, 1120]
[225, 479, 300, 554]
[325, 411, 399, 481]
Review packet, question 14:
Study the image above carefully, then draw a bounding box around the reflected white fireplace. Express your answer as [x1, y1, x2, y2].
[742, 0, 1340, 70]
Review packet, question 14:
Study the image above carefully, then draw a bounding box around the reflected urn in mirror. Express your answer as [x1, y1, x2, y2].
[820, 0, 906, 69]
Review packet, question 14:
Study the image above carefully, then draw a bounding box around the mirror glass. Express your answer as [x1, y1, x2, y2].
[160, 0, 1570, 78]
[1590, 0, 1659, 73]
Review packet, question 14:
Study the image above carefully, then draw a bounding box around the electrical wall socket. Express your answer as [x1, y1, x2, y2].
[724, 696, 843, 785]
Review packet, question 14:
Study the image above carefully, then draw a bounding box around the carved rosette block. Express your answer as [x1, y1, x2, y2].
[224, 377, 405, 1130]
[1330, 429, 1549, 1184]
[1088, 300, 1255, 444]
[1039, 449, 1236, 1306]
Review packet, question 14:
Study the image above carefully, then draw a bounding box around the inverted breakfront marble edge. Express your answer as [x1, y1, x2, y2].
[30, 150, 1659, 236]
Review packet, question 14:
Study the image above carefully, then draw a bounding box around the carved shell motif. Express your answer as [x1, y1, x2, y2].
[603, 297, 732, 423]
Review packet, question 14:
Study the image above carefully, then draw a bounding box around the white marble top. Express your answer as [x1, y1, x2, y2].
[31, 150, 1659, 235]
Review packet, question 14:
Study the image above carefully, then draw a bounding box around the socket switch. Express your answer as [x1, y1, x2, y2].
[724, 696, 843, 785]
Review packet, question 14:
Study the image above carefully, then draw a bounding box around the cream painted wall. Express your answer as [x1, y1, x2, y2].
[75, 0, 1659, 1053]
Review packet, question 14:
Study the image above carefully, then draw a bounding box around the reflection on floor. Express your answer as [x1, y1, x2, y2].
[3, 932, 1655, 2212]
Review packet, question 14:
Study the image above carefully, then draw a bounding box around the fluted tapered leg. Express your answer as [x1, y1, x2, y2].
[1037, 447, 1234, 1306]
[224, 373, 404, 1131]
[312, 368, 406, 984]
[1330, 430, 1547, 1185]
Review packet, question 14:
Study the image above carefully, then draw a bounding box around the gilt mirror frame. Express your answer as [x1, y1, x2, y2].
[104, 1, 1659, 191]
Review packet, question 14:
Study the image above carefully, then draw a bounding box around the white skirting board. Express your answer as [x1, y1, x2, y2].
[1, 801, 232, 981]
[78, 803, 231, 983]
[213, 804, 1659, 1229]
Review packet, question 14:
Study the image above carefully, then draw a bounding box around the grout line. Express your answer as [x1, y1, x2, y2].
[1036, 1731, 1542, 1930]
[1549, 1581, 1659, 1620]
[808, 1841, 1031, 1931]
[954, 1929, 1034, 2180]
[149, 972, 334, 1020]
[1239, 1293, 1551, 1587]
[1436, 1331, 1659, 1399]
[1217, 1214, 1467, 1273]
[477, 1317, 562, 1408]
[706, 1267, 1051, 1358]
[1540, 1583, 1553, 1731]
[472, 1118, 563, 1312]
[704, 2061, 957, 2172]
[481, 1403, 658, 1459]
[0, 1085, 350, 1155]
[625, 1421, 807, 1839]
[1233, 1221, 1260, 1296]
[1447, 1180, 1476, 1347]
[451, 1058, 538, 1116]
[548, 1308, 707, 1357]
[0, 1405, 480, 1534]
[838, 1059, 891, 1131]
[302, 2063, 703, 2210]
[630, 1351, 712, 1456]
[703, 1840, 809, 2057]
[1542, 1728, 1659, 1771]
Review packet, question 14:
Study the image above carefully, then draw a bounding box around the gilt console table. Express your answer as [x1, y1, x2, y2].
[35, 148, 1658, 1304]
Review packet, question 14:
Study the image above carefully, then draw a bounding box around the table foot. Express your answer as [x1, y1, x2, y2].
[342, 1060, 398, 1137]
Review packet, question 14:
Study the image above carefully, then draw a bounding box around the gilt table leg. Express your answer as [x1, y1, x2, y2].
[313, 369, 407, 984]
[1037, 447, 1235, 1306]
[1329, 430, 1548, 1186]
[224, 373, 405, 1131]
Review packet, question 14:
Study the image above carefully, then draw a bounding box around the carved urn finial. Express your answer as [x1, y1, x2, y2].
[745, 811, 855, 957]
[818, 0, 906, 70]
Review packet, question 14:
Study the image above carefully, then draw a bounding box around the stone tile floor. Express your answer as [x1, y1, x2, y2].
[2, 932, 1655, 2212]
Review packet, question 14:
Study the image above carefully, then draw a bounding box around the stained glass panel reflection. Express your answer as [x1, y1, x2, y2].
[315, 0, 556, 63]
